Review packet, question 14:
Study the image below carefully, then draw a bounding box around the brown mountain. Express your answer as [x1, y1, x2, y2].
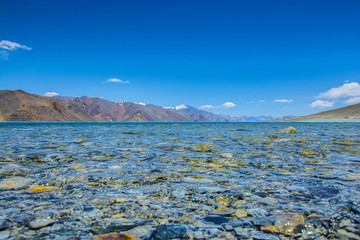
[57, 96, 209, 122]
[278, 103, 360, 122]
[0, 90, 95, 122]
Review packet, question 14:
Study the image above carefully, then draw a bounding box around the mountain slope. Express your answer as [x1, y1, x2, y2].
[279, 103, 360, 122]
[57, 96, 205, 122]
[0, 90, 95, 122]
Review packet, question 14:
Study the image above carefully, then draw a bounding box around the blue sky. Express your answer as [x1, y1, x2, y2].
[1, 0, 359, 117]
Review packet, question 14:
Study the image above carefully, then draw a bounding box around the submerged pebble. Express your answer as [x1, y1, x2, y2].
[0, 122, 359, 239]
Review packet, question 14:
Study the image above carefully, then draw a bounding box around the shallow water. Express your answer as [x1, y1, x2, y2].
[0, 123, 359, 239]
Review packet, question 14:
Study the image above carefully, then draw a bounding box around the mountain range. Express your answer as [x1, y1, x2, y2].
[1, 89, 358, 122]
[0, 90, 240, 122]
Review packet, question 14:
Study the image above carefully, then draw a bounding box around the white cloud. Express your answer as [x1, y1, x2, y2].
[344, 97, 360, 105]
[222, 102, 237, 108]
[318, 82, 360, 99]
[310, 100, 334, 108]
[200, 105, 214, 109]
[106, 78, 130, 84]
[44, 92, 59, 97]
[274, 99, 293, 103]
[0, 40, 32, 51]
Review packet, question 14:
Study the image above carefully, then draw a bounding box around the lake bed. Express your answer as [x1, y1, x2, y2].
[0, 123, 359, 239]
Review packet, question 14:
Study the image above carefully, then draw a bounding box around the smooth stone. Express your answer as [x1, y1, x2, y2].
[14, 215, 30, 225]
[233, 228, 249, 238]
[94, 232, 139, 240]
[336, 229, 360, 240]
[246, 208, 268, 217]
[211, 208, 236, 216]
[197, 187, 226, 193]
[280, 127, 296, 134]
[151, 224, 188, 240]
[235, 209, 247, 218]
[285, 185, 309, 192]
[0, 230, 10, 240]
[203, 216, 229, 225]
[183, 177, 216, 184]
[252, 217, 276, 227]
[28, 219, 55, 230]
[0, 220, 7, 231]
[0, 177, 34, 190]
[224, 232, 236, 240]
[171, 190, 187, 199]
[124, 226, 152, 239]
[339, 219, 351, 228]
[252, 233, 280, 240]
[308, 186, 339, 198]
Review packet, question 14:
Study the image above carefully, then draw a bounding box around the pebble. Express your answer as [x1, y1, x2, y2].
[0, 220, 7, 231]
[93, 232, 139, 240]
[279, 127, 296, 134]
[235, 209, 248, 218]
[336, 229, 360, 240]
[151, 224, 188, 239]
[0, 230, 10, 240]
[124, 226, 152, 239]
[0, 123, 359, 239]
[0, 177, 33, 190]
[246, 208, 269, 217]
[28, 219, 55, 230]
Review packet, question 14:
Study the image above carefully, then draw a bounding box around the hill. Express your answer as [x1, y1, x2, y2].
[0, 90, 95, 122]
[278, 103, 360, 122]
[55, 96, 209, 122]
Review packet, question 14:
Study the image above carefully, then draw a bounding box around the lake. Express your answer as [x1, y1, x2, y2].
[0, 123, 359, 239]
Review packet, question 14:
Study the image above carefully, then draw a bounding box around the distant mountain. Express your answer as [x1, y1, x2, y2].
[0, 90, 291, 122]
[277, 103, 360, 122]
[0, 90, 95, 122]
[165, 104, 281, 122]
[55, 96, 208, 122]
[165, 105, 239, 122]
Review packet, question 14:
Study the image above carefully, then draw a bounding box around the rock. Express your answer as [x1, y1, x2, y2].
[171, 189, 187, 199]
[280, 127, 296, 134]
[261, 213, 305, 236]
[252, 217, 276, 227]
[235, 209, 248, 218]
[252, 233, 280, 240]
[28, 219, 55, 230]
[183, 177, 216, 184]
[93, 232, 140, 240]
[336, 229, 360, 240]
[151, 224, 188, 240]
[246, 208, 268, 217]
[0, 230, 10, 240]
[28, 185, 61, 193]
[211, 208, 236, 216]
[285, 185, 309, 193]
[14, 215, 30, 225]
[203, 216, 229, 225]
[0, 177, 34, 190]
[124, 226, 151, 239]
[0, 220, 7, 231]
[224, 232, 236, 240]
[220, 153, 233, 158]
[233, 227, 249, 238]
[339, 219, 351, 228]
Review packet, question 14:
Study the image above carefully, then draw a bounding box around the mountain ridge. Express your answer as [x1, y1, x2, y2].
[275, 103, 360, 122]
[0, 90, 95, 122]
